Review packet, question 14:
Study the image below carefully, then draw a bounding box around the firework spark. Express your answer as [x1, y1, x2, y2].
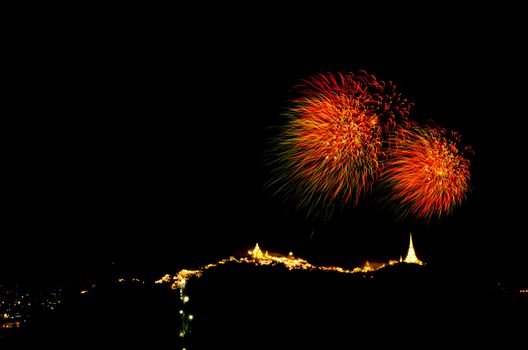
[266, 71, 412, 219]
[382, 123, 471, 221]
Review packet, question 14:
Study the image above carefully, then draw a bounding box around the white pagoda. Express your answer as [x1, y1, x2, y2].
[403, 233, 424, 265]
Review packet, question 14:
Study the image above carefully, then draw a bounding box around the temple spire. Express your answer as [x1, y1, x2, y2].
[248, 243, 264, 259]
[403, 233, 424, 265]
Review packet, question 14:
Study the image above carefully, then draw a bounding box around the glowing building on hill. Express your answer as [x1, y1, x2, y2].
[248, 243, 267, 259]
[403, 233, 424, 265]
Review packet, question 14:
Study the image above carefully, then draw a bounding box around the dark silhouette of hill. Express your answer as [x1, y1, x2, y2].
[184, 263, 525, 348]
[2, 263, 524, 348]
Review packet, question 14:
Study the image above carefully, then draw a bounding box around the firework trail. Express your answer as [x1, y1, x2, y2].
[381, 123, 471, 221]
[266, 71, 412, 220]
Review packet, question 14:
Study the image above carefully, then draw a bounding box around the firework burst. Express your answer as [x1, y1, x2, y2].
[266, 71, 412, 220]
[381, 123, 471, 221]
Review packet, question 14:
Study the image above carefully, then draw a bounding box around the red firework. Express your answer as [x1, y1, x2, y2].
[382, 123, 471, 221]
[267, 71, 412, 219]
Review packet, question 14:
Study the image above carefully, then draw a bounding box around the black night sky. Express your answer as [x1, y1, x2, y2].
[4, 14, 527, 291]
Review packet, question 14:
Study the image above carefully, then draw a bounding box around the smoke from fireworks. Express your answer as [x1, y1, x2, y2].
[381, 123, 471, 221]
[266, 71, 412, 220]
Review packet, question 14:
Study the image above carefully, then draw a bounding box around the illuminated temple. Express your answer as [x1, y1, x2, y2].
[157, 236, 426, 291]
[403, 233, 424, 265]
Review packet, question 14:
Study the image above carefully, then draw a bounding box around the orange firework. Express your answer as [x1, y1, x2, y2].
[382, 123, 471, 221]
[266, 71, 412, 220]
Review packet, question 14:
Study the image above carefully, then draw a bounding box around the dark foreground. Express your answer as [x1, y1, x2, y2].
[2, 264, 525, 348]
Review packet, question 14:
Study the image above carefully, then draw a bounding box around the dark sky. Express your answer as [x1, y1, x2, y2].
[4, 14, 527, 283]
